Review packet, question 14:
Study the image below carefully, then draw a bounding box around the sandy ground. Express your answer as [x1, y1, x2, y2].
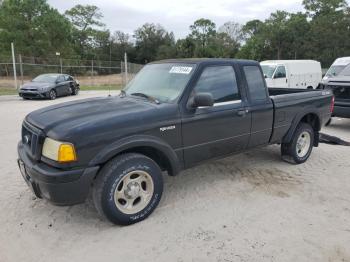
[0, 91, 350, 262]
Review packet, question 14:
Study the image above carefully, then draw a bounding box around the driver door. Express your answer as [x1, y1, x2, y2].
[272, 65, 287, 88]
[181, 65, 251, 167]
[55, 75, 67, 96]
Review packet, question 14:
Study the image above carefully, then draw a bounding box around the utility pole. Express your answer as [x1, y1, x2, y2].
[19, 54, 24, 85]
[124, 52, 128, 84]
[60, 58, 63, 74]
[11, 42, 17, 89]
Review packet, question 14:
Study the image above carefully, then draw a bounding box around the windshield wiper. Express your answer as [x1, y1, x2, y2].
[130, 92, 160, 104]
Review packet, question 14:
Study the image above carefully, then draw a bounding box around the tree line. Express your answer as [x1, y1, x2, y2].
[0, 0, 349, 67]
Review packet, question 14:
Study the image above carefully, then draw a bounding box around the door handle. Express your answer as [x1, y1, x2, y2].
[237, 109, 249, 117]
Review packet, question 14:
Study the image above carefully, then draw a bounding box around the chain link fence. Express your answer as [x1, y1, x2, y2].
[0, 54, 143, 90]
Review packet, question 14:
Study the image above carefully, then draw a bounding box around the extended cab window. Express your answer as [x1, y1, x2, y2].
[193, 66, 240, 103]
[244, 66, 268, 101]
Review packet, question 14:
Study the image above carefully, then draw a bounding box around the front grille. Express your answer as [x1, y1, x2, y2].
[22, 88, 37, 91]
[22, 121, 44, 161]
[22, 93, 40, 98]
[329, 86, 350, 100]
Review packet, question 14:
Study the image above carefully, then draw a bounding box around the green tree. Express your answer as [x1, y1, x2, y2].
[0, 0, 74, 57]
[65, 4, 107, 59]
[134, 23, 175, 63]
[237, 19, 269, 60]
[189, 18, 216, 56]
[111, 31, 135, 61]
[286, 12, 310, 59]
[218, 21, 244, 44]
[264, 11, 291, 59]
[175, 37, 196, 58]
[303, 0, 350, 66]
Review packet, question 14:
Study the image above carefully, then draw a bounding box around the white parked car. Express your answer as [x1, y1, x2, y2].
[261, 60, 322, 89]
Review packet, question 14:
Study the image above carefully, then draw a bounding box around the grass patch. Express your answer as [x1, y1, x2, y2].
[0, 87, 17, 96]
[0, 85, 123, 96]
[80, 85, 123, 91]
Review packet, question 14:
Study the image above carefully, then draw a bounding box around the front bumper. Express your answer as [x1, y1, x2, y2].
[333, 104, 350, 118]
[18, 90, 47, 99]
[17, 142, 99, 205]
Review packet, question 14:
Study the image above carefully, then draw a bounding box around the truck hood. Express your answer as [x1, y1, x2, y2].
[322, 76, 350, 86]
[25, 96, 159, 138]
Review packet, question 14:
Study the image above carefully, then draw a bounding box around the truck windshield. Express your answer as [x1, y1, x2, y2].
[124, 63, 196, 103]
[325, 65, 347, 77]
[261, 65, 276, 78]
[339, 64, 350, 76]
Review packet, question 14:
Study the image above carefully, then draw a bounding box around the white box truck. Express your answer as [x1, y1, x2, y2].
[260, 60, 322, 89]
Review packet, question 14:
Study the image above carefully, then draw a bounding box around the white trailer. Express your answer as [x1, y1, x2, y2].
[260, 60, 322, 89]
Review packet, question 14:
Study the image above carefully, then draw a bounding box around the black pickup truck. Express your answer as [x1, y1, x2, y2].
[17, 59, 333, 225]
[318, 63, 350, 122]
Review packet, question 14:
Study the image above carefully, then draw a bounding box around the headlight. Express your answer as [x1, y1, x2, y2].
[42, 137, 77, 163]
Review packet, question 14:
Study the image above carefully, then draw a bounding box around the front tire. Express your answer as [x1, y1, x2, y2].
[48, 89, 57, 100]
[281, 123, 314, 164]
[92, 153, 163, 225]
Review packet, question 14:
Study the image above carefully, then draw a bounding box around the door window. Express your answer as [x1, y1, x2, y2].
[243, 66, 268, 101]
[57, 75, 65, 83]
[274, 66, 286, 78]
[193, 66, 240, 103]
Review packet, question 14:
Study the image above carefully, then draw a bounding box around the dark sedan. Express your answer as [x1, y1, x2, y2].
[18, 74, 80, 100]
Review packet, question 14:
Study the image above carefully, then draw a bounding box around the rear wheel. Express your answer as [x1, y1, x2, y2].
[281, 123, 314, 164]
[48, 89, 57, 100]
[92, 153, 163, 225]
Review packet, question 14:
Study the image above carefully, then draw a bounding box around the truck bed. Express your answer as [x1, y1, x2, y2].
[267, 88, 333, 144]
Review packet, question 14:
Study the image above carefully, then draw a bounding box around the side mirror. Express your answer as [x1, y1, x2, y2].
[189, 93, 214, 108]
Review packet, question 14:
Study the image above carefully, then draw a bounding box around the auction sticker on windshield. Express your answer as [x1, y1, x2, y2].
[169, 66, 193, 74]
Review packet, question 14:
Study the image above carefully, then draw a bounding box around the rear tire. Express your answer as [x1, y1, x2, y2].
[281, 123, 314, 164]
[92, 153, 163, 225]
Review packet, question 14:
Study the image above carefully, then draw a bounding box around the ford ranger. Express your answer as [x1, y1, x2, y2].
[17, 59, 334, 225]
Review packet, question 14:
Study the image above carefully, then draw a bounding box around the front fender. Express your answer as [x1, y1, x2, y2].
[89, 135, 182, 175]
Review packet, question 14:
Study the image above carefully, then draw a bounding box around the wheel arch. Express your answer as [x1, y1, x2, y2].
[89, 135, 182, 176]
[283, 111, 321, 146]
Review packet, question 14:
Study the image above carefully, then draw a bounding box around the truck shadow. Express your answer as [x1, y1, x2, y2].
[25, 146, 298, 228]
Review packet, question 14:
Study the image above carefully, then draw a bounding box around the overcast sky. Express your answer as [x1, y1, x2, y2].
[47, 0, 308, 38]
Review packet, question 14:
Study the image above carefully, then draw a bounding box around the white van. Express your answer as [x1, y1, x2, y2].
[260, 60, 322, 89]
[323, 57, 350, 80]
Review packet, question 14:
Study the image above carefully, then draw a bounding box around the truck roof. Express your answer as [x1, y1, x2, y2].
[152, 58, 259, 66]
[333, 57, 350, 66]
[261, 60, 320, 65]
